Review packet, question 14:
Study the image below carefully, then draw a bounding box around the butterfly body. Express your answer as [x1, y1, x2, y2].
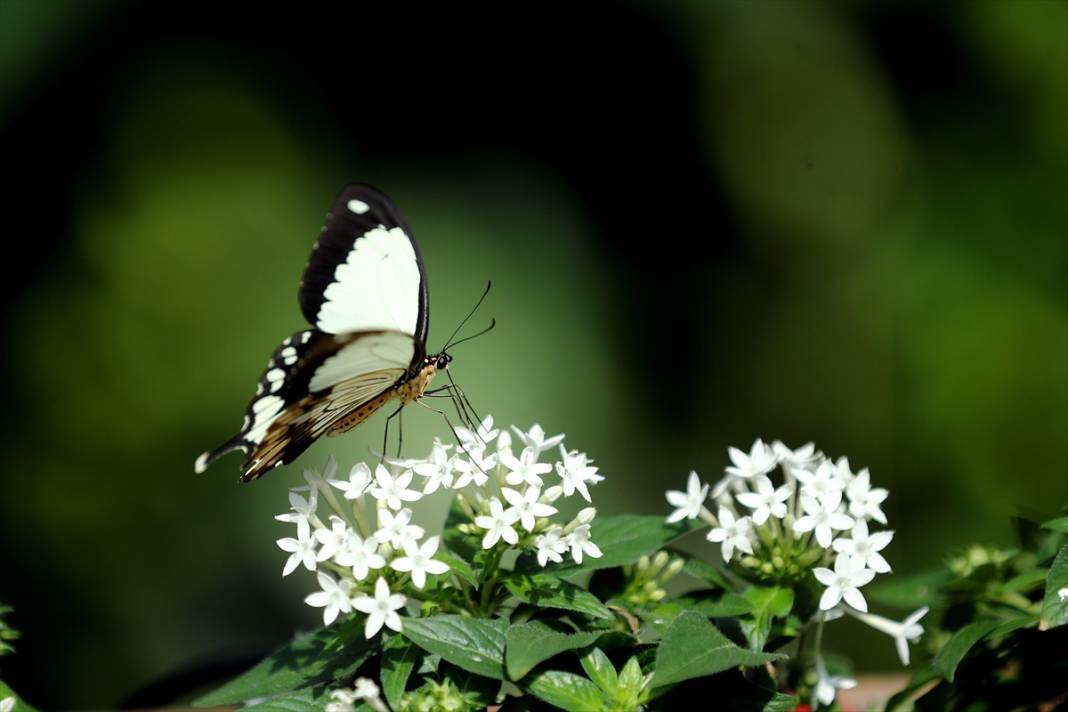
[326, 354, 447, 436]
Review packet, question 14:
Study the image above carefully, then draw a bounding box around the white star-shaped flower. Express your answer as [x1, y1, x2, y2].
[457, 415, 499, 448]
[735, 475, 792, 525]
[277, 526, 318, 576]
[335, 532, 386, 581]
[1059, 587, 1068, 602]
[665, 471, 710, 523]
[725, 439, 777, 480]
[845, 468, 889, 524]
[566, 523, 602, 564]
[452, 445, 495, 488]
[813, 652, 857, 707]
[330, 462, 373, 500]
[314, 516, 351, 561]
[502, 486, 558, 532]
[412, 439, 455, 494]
[833, 520, 893, 573]
[369, 465, 422, 510]
[353, 677, 380, 701]
[793, 491, 854, 549]
[389, 535, 450, 589]
[474, 498, 519, 549]
[373, 508, 425, 550]
[500, 447, 553, 488]
[275, 489, 319, 539]
[814, 553, 876, 611]
[555, 447, 603, 502]
[794, 460, 846, 502]
[772, 440, 820, 475]
[706, 507, 754, 562]
[352, 577, 407, 638]
[535, 526, 568, 566]
[304, 571, 354, 625]
[844, 606, 928, 665]
[511, 423, 565, 455]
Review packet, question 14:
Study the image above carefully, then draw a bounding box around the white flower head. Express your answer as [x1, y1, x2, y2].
[457, 415, 499, 448]
[844, 606, 928, 665]
[304, 571, 354, 625]
[474, 497, 519, 549]
[1059, 587, 1068, 603]
[725, 439, 777, 480]
[501, 447, 553, 488]
[511, 423, 565, 455]
[353, 677, 381, 700]
[556, 447, 603, 502]
[352, 577, 407, 638]
[275, 489, 319, 539]
[813, 651, 857, 708]
[833, 520, 893, 573]
[665, 471, 710, 523]
[369, 464, 422, 510]
[390, 535, 450, 589]
[772, 440, 819, 474]
[502, 486, 558, 532]
[735, 475, 792, 525]
[315, 516, 351, 562]
[374, 508, 425, 550]
[706, 506, 754, 562]
[452, 445, 495, 488]
[412, 439, 455, 494]
[535, 526, 567, 566]
[277, 526, 318, 576]
[794, 460, 847, 502]
[304, 456, 338, 490]
[845, 468, 889, 524]
[813, 553, 876, 612]
[336, 532, 386, 581]
[793, 491, 854, 549]
[330, 462, 373, 500]
[567, 523, 602, 564]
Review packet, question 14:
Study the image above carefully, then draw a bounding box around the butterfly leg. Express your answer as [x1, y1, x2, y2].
[413, 398, 490, 479]
[380, 404, 405, 464]
[446, 370, 485, 433]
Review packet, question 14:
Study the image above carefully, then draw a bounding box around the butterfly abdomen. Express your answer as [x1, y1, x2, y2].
[328, 389, 398, 436]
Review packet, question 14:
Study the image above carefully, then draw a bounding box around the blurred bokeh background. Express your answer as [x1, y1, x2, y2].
[0, 0, 1065, 706]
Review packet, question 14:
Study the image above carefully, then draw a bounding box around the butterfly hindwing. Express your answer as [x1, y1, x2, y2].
[298, 184, 430, 344]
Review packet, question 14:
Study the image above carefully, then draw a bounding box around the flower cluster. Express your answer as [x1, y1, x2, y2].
[274, 417, 603, 638]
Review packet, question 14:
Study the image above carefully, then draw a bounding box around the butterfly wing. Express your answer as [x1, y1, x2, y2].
[196, 329, 422, 481]
[299, 184, 430, 349]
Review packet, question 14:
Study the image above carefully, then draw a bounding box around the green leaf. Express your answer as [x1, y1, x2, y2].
[579, 647, 618, 693]
[0, 680, 40, 712]
[1042, 517, 1068, 534]
[648, 591, 753, 632]
[739, 586, 794, 652]
[194, 626, 377, 706]
[680, 555, 733, 590]
[883, 666, 940, 711]
[505, 620, 602, 680]
[652, 610, 785, 688]
[617, 656, 643, 695]
[525, 670, 605, 712]
[1042, 545, 1068, 627]
[401, 615, 507, 680]
[437, 549, 478, 588]
[522, 515, 686, 574]
[243, 689, 329, 711]
[443, 499, 481, 564]
[505, 574, 614, 620]
[931, 620, 1001, 682]
[380, 635, 422, 711]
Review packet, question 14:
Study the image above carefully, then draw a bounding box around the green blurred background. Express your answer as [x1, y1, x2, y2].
[0, 0, 1065, 706]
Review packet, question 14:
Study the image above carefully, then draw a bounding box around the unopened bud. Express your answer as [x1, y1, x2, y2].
[542, 485, 563, 503]
[661, 558, 685, 582]
[650, 551, 670, 574]
[637, 555, 651, 573]
[577, 507, 597, 525]
[649, 588, 667, 602]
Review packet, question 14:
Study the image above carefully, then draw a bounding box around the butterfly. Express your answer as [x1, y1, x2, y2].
[195, 184, 487, 481]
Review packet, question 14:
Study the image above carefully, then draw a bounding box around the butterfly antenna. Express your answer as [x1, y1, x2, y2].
[445, 318, 496, 351]
[442, 281, 492, 351]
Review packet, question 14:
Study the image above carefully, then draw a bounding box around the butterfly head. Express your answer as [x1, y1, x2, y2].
[431, 352, 452, 371]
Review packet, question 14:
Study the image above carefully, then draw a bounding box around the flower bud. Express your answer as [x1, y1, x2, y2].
[636, 555, 651, 573]
[542, 485, 563, 503]
[661, 558, 685, 582]
[577, 507, 597, 525]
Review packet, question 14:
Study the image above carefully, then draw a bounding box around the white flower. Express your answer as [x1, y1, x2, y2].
[275, 490, 318, 539]
[1, 697, 15, 712]
[502, 486, 558, 532]
[833, 520, 893, 573]
[304, 571, 354, 625]
[1059, 587, 1068, 602]
[457, 415, 499, 448]
[412, 439, 455, 494]
[354, 677, 381, 700]
[845, 468, 889, 524]
[555, 447, 603, 502]
[390, 535, 450, 589]
[501, 447, 552, 488]
[277, 527, 318, 576]
[535, 526, 568, 566]
[665, 471, 710, 523]
[474, 498, 519, 549]
[706, 507, 754, 562]
[315, 516, 351, 561]
[567, 523, 602, 564]
[843, 606, 928, 665]
[335, 533, 386, 581]
[330, 462, 373, 500]
[369, 464, 422, 510]
[793, 491, 854, 549]
[772, 440, 819, 474]
[373, 508, 425, 550]
[326, 689, 356, 712]
[813, 553, 876, 611]
[511, 423, 565, 455]
[725, 439, 777, 480]
[735, 475, 792, 525]
[304, 456, 338, 490]
[813, 652, 856, 707]
[352, 577, 407, 638]
[452, 447, 493, 488]
[794, 461, 846, 502]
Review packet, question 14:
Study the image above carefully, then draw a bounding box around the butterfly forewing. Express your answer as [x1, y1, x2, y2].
[299, 185, 429, 347]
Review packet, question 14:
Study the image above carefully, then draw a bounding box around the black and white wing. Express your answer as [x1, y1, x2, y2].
[299, 184, 430, 349]
[195, 329, 422, 481]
